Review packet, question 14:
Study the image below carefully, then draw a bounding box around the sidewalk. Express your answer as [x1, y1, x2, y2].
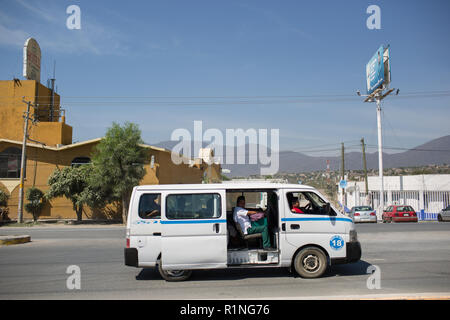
[0, 235, 31, 246]
[0, 219, 124, 228]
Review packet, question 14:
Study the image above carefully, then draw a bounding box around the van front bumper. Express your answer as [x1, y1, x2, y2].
[331, 241, 361, 265]
[124, 248, 138, 267]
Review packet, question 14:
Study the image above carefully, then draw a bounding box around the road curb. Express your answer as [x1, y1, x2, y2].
[0, 235, 31, 246]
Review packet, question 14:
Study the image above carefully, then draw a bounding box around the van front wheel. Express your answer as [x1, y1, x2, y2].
[157, 259, 192, 282]
[293, 247, 327, 278]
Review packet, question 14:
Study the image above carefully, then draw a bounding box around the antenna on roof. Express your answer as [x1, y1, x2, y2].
[49, 60, 56, 122]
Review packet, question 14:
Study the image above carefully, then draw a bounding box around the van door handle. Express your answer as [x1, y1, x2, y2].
[290, 224, 300, 230]
[282, 223, 286, 231]
[153, 232, 161, 236]
[213, 223, 220, 233]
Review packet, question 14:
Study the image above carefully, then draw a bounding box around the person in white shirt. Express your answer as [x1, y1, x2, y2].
[233, 196, 272, 249]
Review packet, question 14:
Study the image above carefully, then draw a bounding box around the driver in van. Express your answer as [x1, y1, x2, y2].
[233, 196, 273, 249]
[291, 198, 304, 214]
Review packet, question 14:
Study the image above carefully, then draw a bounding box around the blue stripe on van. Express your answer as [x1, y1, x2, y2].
[161, 219, 227, 224]
[281, 217, 353, 223]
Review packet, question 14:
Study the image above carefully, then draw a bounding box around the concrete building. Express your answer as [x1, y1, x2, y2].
[0, 79, 220, 221]
[344, 175, 450, 221]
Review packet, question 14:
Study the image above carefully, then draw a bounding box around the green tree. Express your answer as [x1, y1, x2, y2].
[24, 187, 44, 222]
[90, 122, 146, 223]
[46, 165, 100, 221]
[0, 189, 9, 207]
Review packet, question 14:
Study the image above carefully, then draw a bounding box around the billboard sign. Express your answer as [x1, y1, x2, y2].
[383, 46, 391, 86]
[23, 38, 41, 82]
[366, 45, 385, 94]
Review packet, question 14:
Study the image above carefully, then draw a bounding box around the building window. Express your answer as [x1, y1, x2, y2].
[0, 147, 22, 178]
[71, 157, 91, 167]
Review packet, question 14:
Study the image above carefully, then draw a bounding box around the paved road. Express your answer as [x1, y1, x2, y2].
[0, 222, 449, 299]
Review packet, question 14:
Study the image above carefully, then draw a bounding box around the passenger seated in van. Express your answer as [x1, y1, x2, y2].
[291, 198, 304, 214]
[233, 196, 273, 249]
[142, 194, 161, 218]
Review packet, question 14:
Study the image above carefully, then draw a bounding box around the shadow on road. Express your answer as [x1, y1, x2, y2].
[135, 260, 373, 281]
[136, 268, 161, 280]
[325, 260, 372, 278]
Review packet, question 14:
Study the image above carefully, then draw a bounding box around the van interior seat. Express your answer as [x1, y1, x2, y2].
[229, 207, 263, 243]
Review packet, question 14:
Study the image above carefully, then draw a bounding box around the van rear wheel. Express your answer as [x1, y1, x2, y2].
[157, 259, 192, 282]
[293, 247, 327, 279]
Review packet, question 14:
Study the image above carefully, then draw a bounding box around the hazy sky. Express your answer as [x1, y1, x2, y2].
[1, 0, 449, 156]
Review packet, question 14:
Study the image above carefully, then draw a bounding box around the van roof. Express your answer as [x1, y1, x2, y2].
[135, 182, 316, 191]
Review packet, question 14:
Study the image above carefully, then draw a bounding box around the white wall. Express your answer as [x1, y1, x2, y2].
[343, 174, 450, 218]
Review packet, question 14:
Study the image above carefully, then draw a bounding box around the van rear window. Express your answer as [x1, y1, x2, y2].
[139, 193, 161, 219]
[166, 193, 221, 219]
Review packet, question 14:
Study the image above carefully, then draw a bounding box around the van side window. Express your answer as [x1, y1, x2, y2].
[139, 193, 161, 219]
[287, 191, 335, 215]
[166, 193, 221, 219]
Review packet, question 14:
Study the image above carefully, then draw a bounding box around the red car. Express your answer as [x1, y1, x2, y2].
[382, 205, 418, 223]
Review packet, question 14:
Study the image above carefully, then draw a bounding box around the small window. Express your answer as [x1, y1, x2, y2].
[139, 193, 161, 219]
[166, 193, 221, 219]
[71, 157, 91, 167]
[0, 147, 22, 178]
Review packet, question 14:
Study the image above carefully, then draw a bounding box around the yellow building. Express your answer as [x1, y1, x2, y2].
[0, 79, 220, 221]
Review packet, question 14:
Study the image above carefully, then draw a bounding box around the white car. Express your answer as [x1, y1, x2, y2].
[438, 205, 450, 222]
[350, 206, 377, 223]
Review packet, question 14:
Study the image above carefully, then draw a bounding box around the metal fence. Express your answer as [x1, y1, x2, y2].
[357, 190, 450, 221]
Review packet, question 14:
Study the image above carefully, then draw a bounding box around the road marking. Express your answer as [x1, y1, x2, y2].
[250, 292, 450, 300]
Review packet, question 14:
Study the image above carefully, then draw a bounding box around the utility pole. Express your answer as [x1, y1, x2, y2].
[361, 138, 369, 205]
[17, 100, 33, 223]
[341, 142, 345, 209]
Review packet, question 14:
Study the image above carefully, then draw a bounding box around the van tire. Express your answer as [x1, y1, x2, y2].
[293, 247, 327, 279]
[157, 259, 192, 282]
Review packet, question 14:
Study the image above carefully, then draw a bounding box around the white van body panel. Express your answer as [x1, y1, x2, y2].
[128, 187, 162, 267]
[280, 188, 352, 263]
[161, 190, 228, 270]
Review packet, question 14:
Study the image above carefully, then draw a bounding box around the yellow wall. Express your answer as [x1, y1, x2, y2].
[0, 141, 210, 220]
[0, 80, 72, 147]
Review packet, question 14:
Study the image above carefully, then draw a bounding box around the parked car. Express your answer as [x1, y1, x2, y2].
[350, 206, 377, 223]
[438, 205, 450, 222]
[382, 205, 418, 223]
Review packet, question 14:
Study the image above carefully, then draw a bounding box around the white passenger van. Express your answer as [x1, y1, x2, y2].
[124, 183, 361, 281]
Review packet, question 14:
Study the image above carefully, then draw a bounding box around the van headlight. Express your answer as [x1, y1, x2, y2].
[350, 230, 358, 242]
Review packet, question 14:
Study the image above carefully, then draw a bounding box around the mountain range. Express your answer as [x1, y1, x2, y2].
[150, 135, 450, 177]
